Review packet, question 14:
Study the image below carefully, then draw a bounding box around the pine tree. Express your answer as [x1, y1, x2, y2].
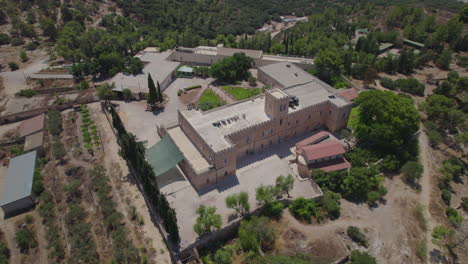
[147, 74, 158, 105]
[157, 81, 163, 103]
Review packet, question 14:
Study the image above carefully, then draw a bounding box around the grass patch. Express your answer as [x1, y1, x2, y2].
[347, 106, 360, 130]
[198, 89, 226, 111]
[222, 86, 261, 100]
[416, 240, 427, 262]
[414, 203, 427, 231]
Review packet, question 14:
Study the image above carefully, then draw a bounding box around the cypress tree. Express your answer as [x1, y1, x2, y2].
[157, 81, 163, 103]
[147, 73, 158, 105]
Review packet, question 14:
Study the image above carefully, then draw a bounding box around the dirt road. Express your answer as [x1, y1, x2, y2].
[418, 128, 442, 262]
[90, 103, 172, 264]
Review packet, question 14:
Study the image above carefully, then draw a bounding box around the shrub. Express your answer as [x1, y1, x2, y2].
[416, 240, 426, 262]
[177, 89, 183, 96]
[349, 251, 377, 264]
[78, 80, 89, 90]
[16, 89, 39, 98]
[446, 208, 463, 226]
[10, 37, 24, 46]
[441, 188, 452, 205]
[15, 228, 37, 252]
[184, 85, 202, 91]
[25, 42, 37, 51]
[321, 191, 341, 220]
[380, 77, 395, 89]
[401, 161, 423, 184]
[47, 110, 62, 136]
[52, 140, 66, 160]
[347, 226, 368, 247]
[8, 62, 19, 71]
[263, 200, 284, 219]
[289, 197, 320, 222]
[238, 216, 274, 252]
[395, 78, 425, 96]
[19, 50, 28, 62]
[0, 33, 10, 45]
[461, 197, 468, 212]
[0, 241, 10, 264]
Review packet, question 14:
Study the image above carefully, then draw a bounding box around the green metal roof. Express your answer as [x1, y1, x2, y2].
[177, 66, 194, 73]
[403, 38, 424, 48]
[0, 151, 37, 206]
[146, 135, 184, 176]
[379, 43, 394, 51]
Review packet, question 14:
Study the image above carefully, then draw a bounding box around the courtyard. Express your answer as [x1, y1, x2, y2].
[158, 134, 323, 249]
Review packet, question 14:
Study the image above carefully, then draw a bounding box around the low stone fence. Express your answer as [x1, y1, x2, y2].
[0, 96, 99, 125]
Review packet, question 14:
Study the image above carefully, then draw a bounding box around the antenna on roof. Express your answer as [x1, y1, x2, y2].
[242, 113, 246, 119]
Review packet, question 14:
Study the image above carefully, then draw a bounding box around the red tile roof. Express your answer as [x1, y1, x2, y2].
[310, 157, 351, 172]
[19, 114, 45, 138]
[296, 131, 330, 150]
[301, 140, 345, 161]
[338, 88, 359, 102]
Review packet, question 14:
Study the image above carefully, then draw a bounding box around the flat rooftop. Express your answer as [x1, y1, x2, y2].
[24, 131, 44, 152]
[167, 126, 210, 174]
[181, 81, 350, 152]
[259, 62, 317, 87]
[110, 51, 180, 93]
[19, 113, 45, 138]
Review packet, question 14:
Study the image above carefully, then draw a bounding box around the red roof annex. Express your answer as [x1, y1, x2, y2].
[301, 140, 345, 161]
[338, 88, 359, 102]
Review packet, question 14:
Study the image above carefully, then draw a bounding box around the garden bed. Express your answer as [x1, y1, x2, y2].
[221, 86, 262, 101]
[198, 89, 226, 111]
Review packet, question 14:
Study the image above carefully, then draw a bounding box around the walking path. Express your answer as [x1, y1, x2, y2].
[210, 85, 236, 104]
[418, 128, 441, 263]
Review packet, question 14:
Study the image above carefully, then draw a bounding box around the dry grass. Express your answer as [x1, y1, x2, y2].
[414, 203, 427, 231]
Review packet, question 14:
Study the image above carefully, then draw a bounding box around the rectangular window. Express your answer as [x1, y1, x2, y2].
[288, 121, 291, 127]
[224, 158, 227, 164]
[320, 111, 322, 116]
[246, 136, 250, 144]
[262, 131, 265, 137]
[270, 128, 273, 134]
[295, 120, 299, 125]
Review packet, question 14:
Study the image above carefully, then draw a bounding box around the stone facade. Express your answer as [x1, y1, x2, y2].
[173, 87, 351, 190]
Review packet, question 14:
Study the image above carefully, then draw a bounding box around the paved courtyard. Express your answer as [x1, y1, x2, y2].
[115, 77, 212, 147]
[160, 135, 323, 249]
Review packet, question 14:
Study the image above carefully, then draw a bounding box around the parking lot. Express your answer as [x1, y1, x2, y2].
[115, 77, 212, 147]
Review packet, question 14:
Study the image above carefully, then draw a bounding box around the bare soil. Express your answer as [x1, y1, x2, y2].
[178, 87, 204, 105]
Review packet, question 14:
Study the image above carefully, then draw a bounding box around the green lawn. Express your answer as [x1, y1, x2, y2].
[198, 89, 226, 111]
[222, 86, 262, 101]
[348, 106, 361, 130]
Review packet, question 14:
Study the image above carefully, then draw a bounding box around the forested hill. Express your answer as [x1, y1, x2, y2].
[115, 0, 320, 37]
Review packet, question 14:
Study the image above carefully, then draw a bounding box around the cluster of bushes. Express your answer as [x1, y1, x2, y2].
[313, 167, 387, 205]
[48, 111, 66, 160]
[109, 103, 180, 241]
[32, 158, 46, 197]
[63, 178, 99, 263]
[8, 62, 19, 71]
[0, 33, 10, 45]
[80, 105, 100, 154]
[347, 226, 369, 248]
[380, 77, 425, 96]
[288, 191, 341, 223]
[90, 166, 141, 263]
[0, 239, 9, 264]
[38, 192, 65, 261]
[193, 66, 210, 78]
[438, 156, 465, 206]
[15, 216, 37, 253]
[445, 208, 463, 227]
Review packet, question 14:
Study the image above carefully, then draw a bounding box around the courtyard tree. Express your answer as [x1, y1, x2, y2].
[401, 161, 423, 184]
[289, 197, 321, 222]
[193, 205, 222, 235]
[225, 192, 250, 216]
[255, 185, 277, 206]
[275, 174, 294, 197]
[156, 81, 163, 103]
[209, 52, 253, 82]
[147, 73, 158, 105]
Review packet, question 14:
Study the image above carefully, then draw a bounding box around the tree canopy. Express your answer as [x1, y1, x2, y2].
[210, 52, 253, 82]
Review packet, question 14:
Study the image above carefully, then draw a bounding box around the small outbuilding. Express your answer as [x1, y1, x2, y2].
[0, 151, 37, 218]
[24, 132, 44, 155]
[18, 114, 45, 138]
[177, 66, 194, 78]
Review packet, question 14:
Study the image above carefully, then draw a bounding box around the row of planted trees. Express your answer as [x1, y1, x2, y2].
[108, 102, 180, 242]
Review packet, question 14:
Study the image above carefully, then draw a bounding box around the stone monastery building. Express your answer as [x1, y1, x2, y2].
[160, 61, 353, 190]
